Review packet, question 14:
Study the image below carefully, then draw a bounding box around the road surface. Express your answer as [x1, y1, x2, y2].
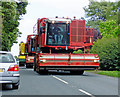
[1, 67, 119, 96]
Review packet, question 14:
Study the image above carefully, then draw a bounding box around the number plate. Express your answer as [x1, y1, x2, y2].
[0, 68, 4, 72]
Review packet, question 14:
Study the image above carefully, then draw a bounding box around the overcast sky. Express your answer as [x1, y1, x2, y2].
[11, 0, 117, 56]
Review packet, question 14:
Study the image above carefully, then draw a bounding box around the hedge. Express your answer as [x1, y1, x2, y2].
[90, 37, 119, 70]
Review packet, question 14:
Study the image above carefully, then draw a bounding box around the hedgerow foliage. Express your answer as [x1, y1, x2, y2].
[90, 37, 119, 70]
[73, 49, 88, 54]
[84, 0, 119, 70]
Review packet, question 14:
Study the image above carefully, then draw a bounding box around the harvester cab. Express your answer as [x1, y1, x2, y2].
[37, 17, 94, 52]
[27, 34, 38, 54]
[45, 18, 71, 46]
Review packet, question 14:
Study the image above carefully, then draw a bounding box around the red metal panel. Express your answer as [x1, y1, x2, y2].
[78, 20, 85, 27]
[41, 33, 45, 47]
[38, 54, 55, 66]
[71, 36, 76, 42]
[70, 20, 86, 46]
[54, 54, 69, 66]
[37, 18, 47, 34]
[38, 33, 45, 47]
[38, 54, 69, 66]
[27, 34, 38, 54]
[85, 62, 99, 66]
[70, 54, 85, 66]
[39, 54, 69, 66]
[26, 56, 34, 63]
[85, 28, 94, 43]
[71, 20, 77, 27]
[70, 54, 100, 66]
[70, 20, 77, 45]
[38, 53, 100, 67]
[84, 54, 100, 66]
[71, 28, 77, 35]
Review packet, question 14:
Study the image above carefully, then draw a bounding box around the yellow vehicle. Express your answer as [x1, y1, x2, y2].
[20, 42, 25, 55]
[19, 42, 26, 66]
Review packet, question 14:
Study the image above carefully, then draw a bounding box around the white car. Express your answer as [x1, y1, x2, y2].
[0, 51, 20, 89]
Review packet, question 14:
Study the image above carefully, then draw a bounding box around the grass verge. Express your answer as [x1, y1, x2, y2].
[86, 70, 120, 78]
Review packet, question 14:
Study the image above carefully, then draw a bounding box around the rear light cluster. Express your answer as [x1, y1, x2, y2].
[8, 65, 19, 71]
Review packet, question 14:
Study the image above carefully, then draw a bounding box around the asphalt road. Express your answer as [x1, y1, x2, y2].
[1, 67, 119, 96]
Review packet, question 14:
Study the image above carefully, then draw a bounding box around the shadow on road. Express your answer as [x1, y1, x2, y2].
[35, 70, 98, 77]
[19, 67, 99, 77]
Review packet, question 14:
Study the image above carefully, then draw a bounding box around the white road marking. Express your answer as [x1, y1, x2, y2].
[53, 76, 68, 84]
[79, 89, 95, 97]
[53, 76, 95, 96]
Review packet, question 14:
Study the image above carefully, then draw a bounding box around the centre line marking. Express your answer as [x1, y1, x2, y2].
[79, 89, 95, 97]
[53, 76, 68, 84]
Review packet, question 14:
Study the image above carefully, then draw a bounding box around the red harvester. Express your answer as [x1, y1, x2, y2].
[32, 17, 100, 74]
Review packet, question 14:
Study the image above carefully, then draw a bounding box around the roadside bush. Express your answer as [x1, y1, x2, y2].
[90, 37, 119, 70]
[73, 49, 88, 54]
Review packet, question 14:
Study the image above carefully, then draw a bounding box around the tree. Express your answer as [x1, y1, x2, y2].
[99, 20, 119, 37]
[85, 0, 119, 70]
[84, 0, 118, 29]
[118, 1, 120, 25]
[1, 0, 28, 51]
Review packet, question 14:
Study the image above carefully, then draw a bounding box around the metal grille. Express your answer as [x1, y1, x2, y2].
[71, 20, 77, 27]
[78, 28, 84, 35]
[85, 28, 94, 43]
[78, 35, 84, 42]
[78, 20, 85, 27]
[71, 36, 76, 42]
[70, 20, 85, 45]
[71, 28, 77, 35]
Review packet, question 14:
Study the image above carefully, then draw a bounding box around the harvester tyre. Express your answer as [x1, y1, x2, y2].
[33, 65, 36, 71]
[71, 70, 84, 75]
[19, 63, 25, 66]
[79, 70, 84, 75]
[38, 69, 48, 75]
[26, 63, 29, 68]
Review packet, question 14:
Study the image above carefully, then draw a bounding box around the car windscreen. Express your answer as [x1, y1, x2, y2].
[0, 53, 15, 63]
